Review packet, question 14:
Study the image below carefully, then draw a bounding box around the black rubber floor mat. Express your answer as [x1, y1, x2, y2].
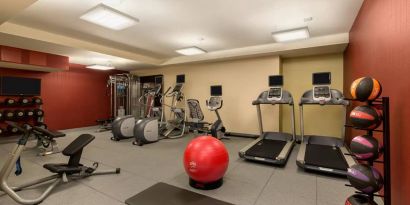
[245, 139, 287, 159]
[305, 144, 348, 171]
[125, 183, 233, 205]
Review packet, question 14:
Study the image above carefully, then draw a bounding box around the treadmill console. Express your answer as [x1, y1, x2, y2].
[312, 72, 331, 102]
[267, 75, 283, 101]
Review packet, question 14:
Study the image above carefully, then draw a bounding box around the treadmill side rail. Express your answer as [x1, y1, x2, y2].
[238, 137, 263, 158]
[276, 141, 294, 160]
[296, 143, 306, 165]
[340, 146, 357, 167]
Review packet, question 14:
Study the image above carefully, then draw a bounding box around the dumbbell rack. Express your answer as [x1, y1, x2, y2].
[0, 97, 44, 144]
[344, 97, 391, 205]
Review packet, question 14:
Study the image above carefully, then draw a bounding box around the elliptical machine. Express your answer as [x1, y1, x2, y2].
[206, 85, 227, 139]
[111, 85, 162, 144]
[160, 75, 186, 138]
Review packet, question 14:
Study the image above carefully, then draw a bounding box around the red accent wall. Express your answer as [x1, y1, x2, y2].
[0, 64, 122, 130]
[344, 0, 410, 204]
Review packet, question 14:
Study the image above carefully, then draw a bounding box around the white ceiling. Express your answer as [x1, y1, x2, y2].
[2, 0, 363, 69]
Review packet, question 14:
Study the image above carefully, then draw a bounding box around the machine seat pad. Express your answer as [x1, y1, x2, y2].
[43, 163, 83, 174]
[33, 126, 66, 138]
[62, 134, 95, 156]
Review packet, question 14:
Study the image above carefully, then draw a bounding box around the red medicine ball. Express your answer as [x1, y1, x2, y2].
[183, 136, 229, 189]
[349, 106, 382, 129]
[350, 77, 382, 101]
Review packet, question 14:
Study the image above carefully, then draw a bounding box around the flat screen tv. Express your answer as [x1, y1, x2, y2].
[1, 76, 41, 96]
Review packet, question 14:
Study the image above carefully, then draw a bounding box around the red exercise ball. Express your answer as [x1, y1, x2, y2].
[183, 136, 229, 190]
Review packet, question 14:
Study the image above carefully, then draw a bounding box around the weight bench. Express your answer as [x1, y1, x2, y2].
[96, 118, 114, 132]
[33, 126, 66, 156]
[0, 121, 121, 205]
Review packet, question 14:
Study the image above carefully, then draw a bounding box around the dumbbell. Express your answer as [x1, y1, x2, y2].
[22, 123, 33, 131]
[25, 109, 35, 117]
[19, 97, 31, 106]
[4, 98, 16, 106]
[4, 110, 15, 120]
[36, 122, 47, 129]
[34, 109, 44, 117]
[7, 125, 19, 134]
[14, 110, 25, 119]
[32, 97, 43, 105]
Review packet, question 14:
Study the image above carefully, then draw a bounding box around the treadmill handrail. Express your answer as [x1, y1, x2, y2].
[253, 89, 296, 141]
[299, 89, 349, 106]
[299, 89, 348, 143]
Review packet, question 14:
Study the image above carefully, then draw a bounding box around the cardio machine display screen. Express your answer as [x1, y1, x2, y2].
[210, 85, 222, 96]
[269, 75, 283, 87]
[176, 74, 185, 83]
[312, 72, 331, 85]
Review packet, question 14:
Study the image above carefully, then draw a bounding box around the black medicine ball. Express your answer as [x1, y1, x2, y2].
[350, 77, 382, 101]
[347, 164, 384, 194]
[350, 135, 381, 161]
[350, 106, 382, 129]
[345, 194, 377, 205]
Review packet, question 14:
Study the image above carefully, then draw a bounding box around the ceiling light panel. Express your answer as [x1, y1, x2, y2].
[80, 4, 138, 30]
[86, 64, 116, 70]
[272, 27, 310, 43]
[176, 47, 207, 56]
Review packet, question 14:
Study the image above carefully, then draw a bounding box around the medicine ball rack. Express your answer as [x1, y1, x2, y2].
[344, 97, 391, 205]
[0, 96, 45, 143]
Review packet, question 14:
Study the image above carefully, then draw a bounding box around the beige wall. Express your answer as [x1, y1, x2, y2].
[280, 53, 345, 138]
[133, 56, 281, 134]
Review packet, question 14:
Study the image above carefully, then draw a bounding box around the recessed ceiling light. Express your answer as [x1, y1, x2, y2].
[86, 64, 115, 70]
[272, 27, 310, 43]
[176, 47, 207, 56]
[80, 4, 138, 30]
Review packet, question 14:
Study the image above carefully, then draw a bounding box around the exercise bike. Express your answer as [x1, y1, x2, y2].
[0, 121, 120, 205]
[206, 85, 227, 140]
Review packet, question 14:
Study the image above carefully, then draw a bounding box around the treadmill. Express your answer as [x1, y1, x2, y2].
[296, 72, 356, 176]
[239, 75, 296, 165]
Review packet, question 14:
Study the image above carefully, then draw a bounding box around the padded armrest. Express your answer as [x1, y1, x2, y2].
[33, 126, 66, 138]
[62, 134, 95, 156]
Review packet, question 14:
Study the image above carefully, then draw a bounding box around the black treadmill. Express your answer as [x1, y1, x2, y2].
[239, 75, 296, 165]
[296, 72, 356, 176]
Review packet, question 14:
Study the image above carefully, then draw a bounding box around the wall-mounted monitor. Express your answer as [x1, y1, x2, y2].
[269, 75, 283, 87]
[312, 72, 331, 85]
[210, 85, 222, 96]
[0, 76, 41, 96]
[176, 74, 185, 83]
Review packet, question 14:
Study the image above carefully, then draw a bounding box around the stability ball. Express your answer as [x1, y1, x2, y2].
[183, 136, 229, 190]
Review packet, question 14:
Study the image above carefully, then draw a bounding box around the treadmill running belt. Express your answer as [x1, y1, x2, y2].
[245, 139, 287, 159]
[305, 144, 348, 171]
